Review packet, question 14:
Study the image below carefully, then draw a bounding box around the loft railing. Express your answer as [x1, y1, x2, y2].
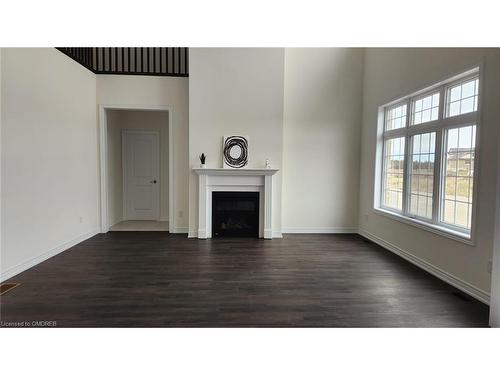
[56, 47, 189, 77]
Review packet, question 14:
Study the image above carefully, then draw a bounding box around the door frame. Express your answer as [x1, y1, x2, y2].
[122, 130, 160, 221]
[98, 104, 174, 233]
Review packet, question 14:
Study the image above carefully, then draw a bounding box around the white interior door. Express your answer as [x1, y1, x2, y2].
[123, 131, 160, 220]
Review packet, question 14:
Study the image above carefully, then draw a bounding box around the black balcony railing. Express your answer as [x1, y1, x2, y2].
[56, 47, 189, 77]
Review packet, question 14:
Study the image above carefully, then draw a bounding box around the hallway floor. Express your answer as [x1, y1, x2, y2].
[109, 220, 168, 231]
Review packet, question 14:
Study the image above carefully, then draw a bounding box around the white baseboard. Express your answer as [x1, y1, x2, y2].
[0, 229, 99, 283]
[108, 217, 123, 228]
[358, 229, 490, 305]
[272, 231, 283, 238]
[282, 227, 358, 234]
[173, 227, 189, 234]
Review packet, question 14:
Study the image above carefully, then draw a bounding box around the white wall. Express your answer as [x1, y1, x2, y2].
[1, 48, 99, 280]
[0, 49, 3, 259]
[188, 48, 285, 237]
[106, 109, 169, 225]
[282, 48, 364, 233]
[490, 128, 500, 326]
[358, 48, 500, 298]
[97, 75, 189, 232]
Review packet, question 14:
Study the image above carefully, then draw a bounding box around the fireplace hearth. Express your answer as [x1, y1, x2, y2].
[212, 192, 259, 238]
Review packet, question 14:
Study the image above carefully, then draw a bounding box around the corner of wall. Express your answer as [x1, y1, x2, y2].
[357, 48, 368, 229]
[489, 122, 500, 326]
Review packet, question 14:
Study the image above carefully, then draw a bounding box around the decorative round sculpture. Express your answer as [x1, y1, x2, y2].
[223, 136, 248, 168]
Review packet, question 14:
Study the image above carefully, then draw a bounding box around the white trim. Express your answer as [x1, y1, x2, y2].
[282, 227, 358, 234]
[264, 175, 273, 239]
[0, 229, 99, 283]
[193, 168, 279, 176]
[272, 231, 283, 238]
[108, 216, 124, 228]
[99, 105, 108, 231]
[358, 229, 490, 305]
[174, 227, 189, 234]
[98, 104, 174, 234]
[159, 216, 169, 222]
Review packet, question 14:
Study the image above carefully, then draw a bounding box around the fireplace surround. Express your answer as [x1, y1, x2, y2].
[193, 168, 279, 239]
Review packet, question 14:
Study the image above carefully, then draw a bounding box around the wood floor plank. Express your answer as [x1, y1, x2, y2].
[0, 233, 489, 327]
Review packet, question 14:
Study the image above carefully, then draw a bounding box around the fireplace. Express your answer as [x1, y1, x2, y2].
[212, 192, 259, 238]
[193, 167, 278, 239]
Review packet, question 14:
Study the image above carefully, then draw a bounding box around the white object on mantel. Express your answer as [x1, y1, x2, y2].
[193, 168, 279, 239]
[265, 159, 271, 169]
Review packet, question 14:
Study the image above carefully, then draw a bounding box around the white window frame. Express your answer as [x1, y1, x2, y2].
[374, 66, 482, 245]
[410, 90, 441, 126]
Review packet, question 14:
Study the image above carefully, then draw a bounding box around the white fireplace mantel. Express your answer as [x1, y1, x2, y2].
[193, 168, 279, 239]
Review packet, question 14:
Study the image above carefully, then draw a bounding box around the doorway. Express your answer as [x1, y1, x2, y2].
[99, 106, 173, 233]
[123, 130, 160, 221]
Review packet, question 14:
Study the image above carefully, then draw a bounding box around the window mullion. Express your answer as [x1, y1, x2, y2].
[379, 110, 387, 209]
[407, 120, 442, 136]
[431, 85, 445, 224]
[433, 128, 444, 225]
[438, 84, 445, 121]
[384, 127, 407, 138]
[402, 99, 411, 216]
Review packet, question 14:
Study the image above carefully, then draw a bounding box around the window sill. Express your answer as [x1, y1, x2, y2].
[373, 207, 474, 246]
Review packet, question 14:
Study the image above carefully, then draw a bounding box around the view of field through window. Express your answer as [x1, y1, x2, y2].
[442, 125, 476, 229]
[383, 137, 405, 210]
[409, 132, 435, 219]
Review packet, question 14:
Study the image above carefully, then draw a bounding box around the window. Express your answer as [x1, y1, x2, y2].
[442, 125, 476, 229]
[412, 92, 439, 125]
[385, 103, 407, 131]
[446, 77, 479, 117]
[376, 68, 480, 240]
[409, 132, 435, 219]
[382, 137, 405, 211]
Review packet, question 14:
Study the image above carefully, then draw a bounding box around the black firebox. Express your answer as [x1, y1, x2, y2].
[212, 192, 259, 238]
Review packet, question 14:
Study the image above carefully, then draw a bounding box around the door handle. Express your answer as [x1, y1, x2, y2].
[150, 180, 157, 184]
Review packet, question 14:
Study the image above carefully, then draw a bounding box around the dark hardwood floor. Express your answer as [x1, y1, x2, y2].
[0, 233, 489, 327]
